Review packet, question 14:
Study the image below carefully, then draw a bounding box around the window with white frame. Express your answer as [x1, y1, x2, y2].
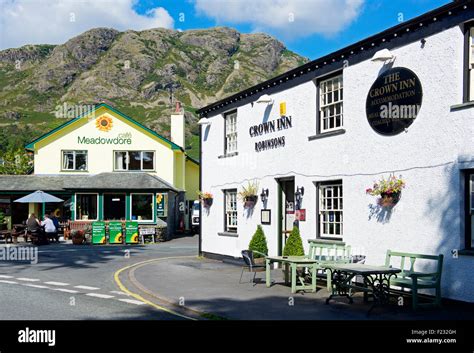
[224, 111, 237, 154]
[62, 150, 87, 171]
[318, 74, 343, 133]
[467, 24, 474, 101]
[114, 151, 154, 171]
[224, 189, 237, 232]
[318, 182, 343, 238]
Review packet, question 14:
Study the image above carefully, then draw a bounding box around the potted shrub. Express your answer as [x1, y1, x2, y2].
[71, 229, 85, 245]
[283, 226, 305, 257]
[366, 175, 405, 207]
[0, 211, 6, 231]
[238, 180, 259, 208]
[198, 191, 214, 208]
[248, 225, 268, 264]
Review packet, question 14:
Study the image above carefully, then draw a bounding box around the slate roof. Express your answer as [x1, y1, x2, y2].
[0, 173, 178, 192]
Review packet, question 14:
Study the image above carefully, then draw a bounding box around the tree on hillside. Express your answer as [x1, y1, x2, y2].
[0, 148, 32, 175]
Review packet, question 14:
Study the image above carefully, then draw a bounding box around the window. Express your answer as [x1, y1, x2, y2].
[464, 22, 474, 102]
[103, 194, 126, 221]
[62, 150, 87, 171]
[465, 172, 474, 250]
[114, 151, 155, 171]
[318, 73, 343, 133]
[75, 193, 97, 220]
[318, 182, 343, 239]
[131, 193, 154, 221]
[224, 111, 237, 155]
[224, 189, 237, 232]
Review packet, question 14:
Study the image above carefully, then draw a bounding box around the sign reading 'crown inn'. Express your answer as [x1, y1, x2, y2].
[366, 67, 423, 135]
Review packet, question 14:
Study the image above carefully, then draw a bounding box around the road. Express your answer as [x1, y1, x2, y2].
[0, 235, 198, 320]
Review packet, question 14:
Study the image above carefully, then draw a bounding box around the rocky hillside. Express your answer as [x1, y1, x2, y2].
[0, 27, 308, 158]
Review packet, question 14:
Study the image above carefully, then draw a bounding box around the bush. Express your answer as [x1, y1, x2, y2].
[248, 225, 268, 258]
[283, 226, 305, 257]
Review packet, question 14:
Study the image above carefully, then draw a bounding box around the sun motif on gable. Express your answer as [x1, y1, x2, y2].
[95, 116, 113, 132]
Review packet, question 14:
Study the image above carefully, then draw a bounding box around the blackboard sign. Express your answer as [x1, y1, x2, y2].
[366, 67, 422, 135]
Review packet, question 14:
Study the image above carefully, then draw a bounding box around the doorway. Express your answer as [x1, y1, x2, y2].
[277, 177, 295, 256]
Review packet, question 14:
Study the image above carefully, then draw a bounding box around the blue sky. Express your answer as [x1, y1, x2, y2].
[1, 0, 451, 59]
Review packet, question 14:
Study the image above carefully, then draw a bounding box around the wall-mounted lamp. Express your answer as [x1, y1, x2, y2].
[371, 48, 395, 63]
[256, 94, 274, 105]
[295, 186, 305, 209]
[260, 188, 269, 204]
[197, 117, 211, 126]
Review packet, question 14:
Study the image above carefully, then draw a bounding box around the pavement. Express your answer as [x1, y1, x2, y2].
[2, 234, 474, 320]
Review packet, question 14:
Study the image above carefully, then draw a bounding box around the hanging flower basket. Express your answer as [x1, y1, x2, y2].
[366, 175, 405, 208]
[198, 191, 214, 208]
[244, 195, 258, 208]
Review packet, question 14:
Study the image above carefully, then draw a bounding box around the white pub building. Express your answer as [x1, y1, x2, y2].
[198, 1, 474, 303]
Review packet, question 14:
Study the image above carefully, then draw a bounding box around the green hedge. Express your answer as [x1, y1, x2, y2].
[248, 225, 268, 258]
[283, 226, 305, 257]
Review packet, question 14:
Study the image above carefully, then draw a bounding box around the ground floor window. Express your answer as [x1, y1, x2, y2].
[76, 193, 98, 220]
[103, 194, 126, 221]
[131, 193, 154, 221]
[318, 181, 343, 239]
[465, 172, 474, 250]
[224, 189, 237, 232]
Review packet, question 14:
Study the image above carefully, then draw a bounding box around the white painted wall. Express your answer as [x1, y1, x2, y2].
[34, 111, 176, 185]
[201, 26, 474, 302]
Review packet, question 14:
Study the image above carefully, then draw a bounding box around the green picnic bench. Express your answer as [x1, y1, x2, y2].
[308, 239, 352, 291]
[385, 250, 443, 310]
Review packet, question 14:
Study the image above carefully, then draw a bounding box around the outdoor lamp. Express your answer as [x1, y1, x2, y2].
[256, 94, 274, 105]
[260, 188, 269, 204]
[295, 186, 305, 209]
[371, 48, 395, 62]
[197, 117, 211, 126]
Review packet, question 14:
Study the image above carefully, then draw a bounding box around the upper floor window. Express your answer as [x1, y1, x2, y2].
[224, 189, 238, 232]
[318, 73, 343, 133]
[114, 151, 154, 171]
[62, 150, 87, 171]
[465, 22, 474, 102]
[224, 111, 237, 155]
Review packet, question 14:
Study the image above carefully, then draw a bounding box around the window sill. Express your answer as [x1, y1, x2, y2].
[458, 249, 474, 257]
[218, 152, 238, 159]
[61, 170, 89, 173]
[308, 129, 346, 141]
[218, 231, 238, 237]
[450, 101, 474, 111]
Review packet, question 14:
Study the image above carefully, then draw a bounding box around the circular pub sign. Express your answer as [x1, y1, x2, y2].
[366, 67, 422, 135]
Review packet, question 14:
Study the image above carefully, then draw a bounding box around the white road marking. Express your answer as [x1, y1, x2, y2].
[16, 278, 40, 282]
[44, 281, 70, 286]
[0, 275, 14, 279]
[0, 279, 17, 284]
[118, 298, 145, 305]
[86, 293, 115, 299]
[74, 285, 100, 291]
[51, 288, 79, 294]
[110, 290, 129, 296]
[23, 284, 50, 289]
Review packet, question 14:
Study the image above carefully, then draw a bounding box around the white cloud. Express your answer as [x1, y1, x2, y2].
[0, 0, 174, 49]
[193, 0, 364, 39]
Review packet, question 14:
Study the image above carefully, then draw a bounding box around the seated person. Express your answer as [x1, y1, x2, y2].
[41, 214, 58, 243]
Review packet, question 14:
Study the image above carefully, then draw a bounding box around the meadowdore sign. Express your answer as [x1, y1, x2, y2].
[77, 132, 132, 145]
[366, 67, 423, 135]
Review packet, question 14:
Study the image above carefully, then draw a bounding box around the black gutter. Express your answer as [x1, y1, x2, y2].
[197, 0, 473, 118]
[198, 123, 202, 256]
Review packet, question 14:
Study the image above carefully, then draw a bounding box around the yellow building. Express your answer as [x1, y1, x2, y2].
[0, 103, 199, 238]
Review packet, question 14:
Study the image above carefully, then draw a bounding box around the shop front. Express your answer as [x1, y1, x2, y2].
[198, 2, 474, 303]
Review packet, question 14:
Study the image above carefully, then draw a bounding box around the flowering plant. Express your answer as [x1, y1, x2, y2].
[198, 191, 213, 199]
[366, 175, 405, 197]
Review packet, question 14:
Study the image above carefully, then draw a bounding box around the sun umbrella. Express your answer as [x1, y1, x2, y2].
[14, 190, 64, 218]
[14, 190, 63, 203]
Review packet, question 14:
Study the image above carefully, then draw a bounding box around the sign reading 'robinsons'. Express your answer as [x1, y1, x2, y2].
[249, 116, 293, 152]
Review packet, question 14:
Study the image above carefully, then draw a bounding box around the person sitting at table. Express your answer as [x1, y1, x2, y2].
[41, 214, 58, 243]
[26, 213, 43, 244]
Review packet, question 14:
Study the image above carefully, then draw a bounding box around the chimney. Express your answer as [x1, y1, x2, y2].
[170, 101, 185, 148]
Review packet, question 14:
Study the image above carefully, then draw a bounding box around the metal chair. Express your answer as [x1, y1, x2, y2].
[239, 250, 266, 285]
